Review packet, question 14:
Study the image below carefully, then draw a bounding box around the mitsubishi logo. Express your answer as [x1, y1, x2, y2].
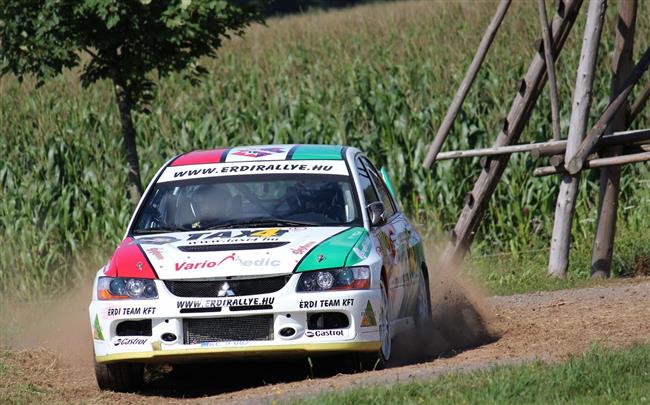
[217, 282, 235, 297]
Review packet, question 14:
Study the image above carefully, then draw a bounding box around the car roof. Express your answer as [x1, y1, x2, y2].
[171, 144, 357, 166]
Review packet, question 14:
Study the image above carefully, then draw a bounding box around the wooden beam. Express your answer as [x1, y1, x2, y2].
[548, 0, 606, 278]
[531, 128, 650, 157]
[538, 0, 562, 141]
[422, 0, 511, 169]
[565, 45, 650, 175]
[431, 129, 650, 160]
[433, 140, 566, 160]
[591, 0, 637, 279]
[534, 150, 650, 176]
[440, 0, 584, 267]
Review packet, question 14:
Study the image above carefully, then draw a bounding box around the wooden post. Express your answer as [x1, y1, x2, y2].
[422, 0, 511, 169]
[591, 0, 637, 278]
[440, 0, 584, 267]
[538, 0, 562, 141]
[565, 46, 650, 174]
[548, 0, 606, 278]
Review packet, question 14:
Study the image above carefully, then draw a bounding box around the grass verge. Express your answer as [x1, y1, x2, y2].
[293, 343, 650, 405]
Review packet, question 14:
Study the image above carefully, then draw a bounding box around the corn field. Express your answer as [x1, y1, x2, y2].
[1, 0, 649, 297]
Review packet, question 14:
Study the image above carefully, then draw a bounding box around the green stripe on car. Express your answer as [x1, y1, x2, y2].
[295, 227, 366, 272]
[290, 145, 343, 160]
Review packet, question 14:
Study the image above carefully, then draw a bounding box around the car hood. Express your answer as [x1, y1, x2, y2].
[114, 226, 369, 280]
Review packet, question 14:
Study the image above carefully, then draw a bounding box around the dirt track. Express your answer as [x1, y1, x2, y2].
[3, 277, 650, 404]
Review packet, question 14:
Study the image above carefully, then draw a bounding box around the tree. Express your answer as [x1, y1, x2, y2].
[0, 0, 265, 204]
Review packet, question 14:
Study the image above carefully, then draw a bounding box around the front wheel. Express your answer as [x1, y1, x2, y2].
[95, 360, 144, 392]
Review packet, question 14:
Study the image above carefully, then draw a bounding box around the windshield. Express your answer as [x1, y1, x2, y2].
[132, 175, 361, 233]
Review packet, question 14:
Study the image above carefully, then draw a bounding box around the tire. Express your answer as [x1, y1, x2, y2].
[95, 360, 144, 392]
[355, 278, 392, 371]
[414, 266, 432, 325]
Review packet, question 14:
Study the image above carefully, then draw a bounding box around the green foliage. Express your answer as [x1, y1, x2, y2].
[294, 343, 650, 404]
[0, 0, 265, 108]
[1, 1, 649, 296]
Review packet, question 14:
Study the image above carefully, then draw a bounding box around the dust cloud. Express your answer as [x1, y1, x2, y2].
[0, 277, 95, 368]
[391, 237, 497, 366]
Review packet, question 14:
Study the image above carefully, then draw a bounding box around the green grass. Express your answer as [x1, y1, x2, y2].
[293, 343, 650, 405]
[2, 0, 650, 296]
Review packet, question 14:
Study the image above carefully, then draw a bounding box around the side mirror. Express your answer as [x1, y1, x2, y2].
[367, 201, 386, 227]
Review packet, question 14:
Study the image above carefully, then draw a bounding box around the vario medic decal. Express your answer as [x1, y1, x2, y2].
[175, 254, 235, 271]
[157, 160, 349, 182]
[176, 296, 275, 309]
[298, 298, 355, 309]
[305, 330, 344, 337]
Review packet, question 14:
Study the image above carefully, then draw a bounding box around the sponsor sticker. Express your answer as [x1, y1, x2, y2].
[146, 247, 165, 260]
[177, 296, 275, 310]
[93, 314, 104, 341]
[231, 147, 288, 159]
[299, 298, 355, 309]
[291, 241, 316, 255]
[352, 235, 372, 261]
[360, 300, 377, 327]
[236, 257, 280, 267]
[158, 160, 349, 182]
[186, 228, 289, 243]
[114, 337, 148, 346]
[138, 235, 181, 245]
[107, 307, 156, 317]
[305, 329, 344, 338]
[175, 253, 236, 271]
[199, 341, 251, 348]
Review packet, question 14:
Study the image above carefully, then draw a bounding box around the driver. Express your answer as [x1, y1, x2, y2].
[191, 184, 233, 228]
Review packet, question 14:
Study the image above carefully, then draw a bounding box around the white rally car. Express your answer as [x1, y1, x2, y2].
[90, 144, 431, 391]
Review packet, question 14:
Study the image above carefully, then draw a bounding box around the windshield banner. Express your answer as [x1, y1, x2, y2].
[158, 160, 349, 183]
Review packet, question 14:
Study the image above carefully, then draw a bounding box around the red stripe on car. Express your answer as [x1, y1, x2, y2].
[103, 237, 157, 279]
[171, 149, 228, 166]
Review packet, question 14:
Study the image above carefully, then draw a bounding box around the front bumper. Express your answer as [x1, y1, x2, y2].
[90, 276, 382, 364]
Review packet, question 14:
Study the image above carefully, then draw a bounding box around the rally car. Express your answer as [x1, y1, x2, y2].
[90, 144, 431, 392]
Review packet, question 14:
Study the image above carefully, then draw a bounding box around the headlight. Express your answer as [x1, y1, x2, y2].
[97, 277, 158, 300]
[296, 267, 370, 292]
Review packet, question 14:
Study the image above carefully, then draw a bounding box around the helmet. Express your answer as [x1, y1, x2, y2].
[191, 184, 232, 224]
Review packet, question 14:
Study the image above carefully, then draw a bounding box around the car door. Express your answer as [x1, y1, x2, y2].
[356, 155, 411, 321]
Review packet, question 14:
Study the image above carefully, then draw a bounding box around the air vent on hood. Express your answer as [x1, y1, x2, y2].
[178, 242, 290, 252]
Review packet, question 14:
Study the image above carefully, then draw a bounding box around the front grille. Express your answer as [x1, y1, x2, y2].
[164, 275, 290, 297]
[178, 242, 289, 252]
[183, 315, 274, 344]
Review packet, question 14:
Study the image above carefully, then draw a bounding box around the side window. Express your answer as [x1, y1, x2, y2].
[354, 156, 379, 205]
[361, 157, 396, 218]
